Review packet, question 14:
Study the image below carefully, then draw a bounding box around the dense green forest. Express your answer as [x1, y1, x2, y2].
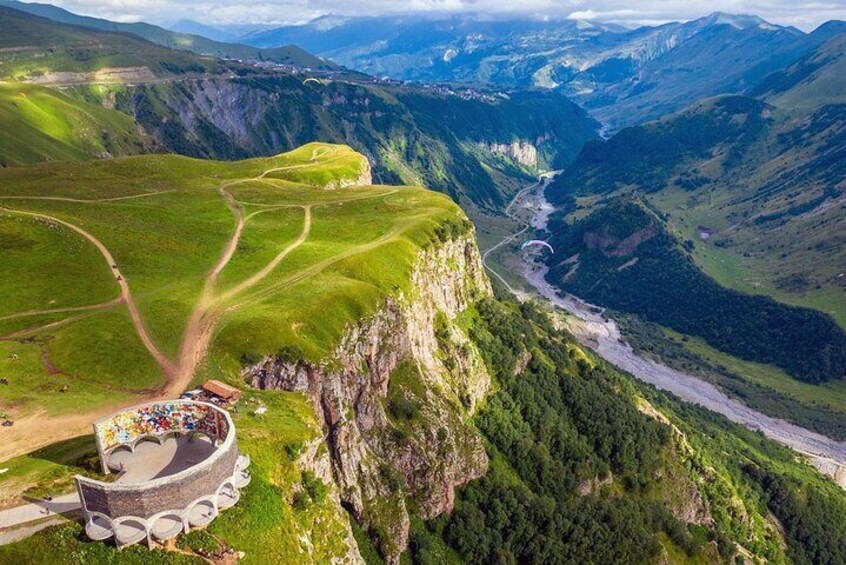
[546, 96, 770, 200]
[386, 294, 846, 564]
[618, 314, 846, 441]
[546, 200, 846, 384]
[743, 465, 846, 564]
[418, 299, 702, 564]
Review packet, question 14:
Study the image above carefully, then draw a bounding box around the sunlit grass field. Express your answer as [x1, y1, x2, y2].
[0, 82, 145, 166]
[0, 142, 463, 439]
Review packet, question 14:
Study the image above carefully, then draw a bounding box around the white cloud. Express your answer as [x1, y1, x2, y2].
[45, 0, 846, 30]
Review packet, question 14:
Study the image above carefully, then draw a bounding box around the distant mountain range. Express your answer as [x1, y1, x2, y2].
[229, 11, 844, 129]
[167, 19, 275, 44]
[0, 0, 337, 69]
[0, 4, 598, 210]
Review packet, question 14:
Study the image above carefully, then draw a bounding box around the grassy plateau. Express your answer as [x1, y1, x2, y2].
[0, 142, 465, 472]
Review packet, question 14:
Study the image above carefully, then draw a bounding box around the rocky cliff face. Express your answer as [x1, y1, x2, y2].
[98, 77, 597, 210]
[245, 232, 493, 563]
[480, 139, 540, 168]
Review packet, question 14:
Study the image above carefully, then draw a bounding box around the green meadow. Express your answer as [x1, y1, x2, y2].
[0, 82, 146, 167]
[0, 142, 464, 457]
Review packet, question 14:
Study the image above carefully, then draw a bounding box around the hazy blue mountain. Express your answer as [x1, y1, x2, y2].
[0, 0, 337, 68]
[242, 11, 841, 129]
[168, 18, 239, 43]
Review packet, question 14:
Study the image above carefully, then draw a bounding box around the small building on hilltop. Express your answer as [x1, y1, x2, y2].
[182, 380, 243, 408]
[199, 380, 242, 407]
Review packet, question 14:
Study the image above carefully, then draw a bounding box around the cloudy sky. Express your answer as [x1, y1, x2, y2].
[46, 0, 846, 31]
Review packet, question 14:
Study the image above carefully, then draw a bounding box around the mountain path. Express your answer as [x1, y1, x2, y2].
[0, 205, 175, 377]
[0, 170, 399, 460]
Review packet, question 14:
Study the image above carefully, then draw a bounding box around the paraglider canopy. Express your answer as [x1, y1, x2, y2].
[521, 240, 554, 253]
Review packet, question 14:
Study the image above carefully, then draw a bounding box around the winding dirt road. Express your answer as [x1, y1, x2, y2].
[0, 164, 388, 460]
[0, 206, 175, 377]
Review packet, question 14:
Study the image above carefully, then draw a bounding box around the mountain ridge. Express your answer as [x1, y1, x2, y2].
[0, 4, 599, 211]
[235, 11, 842, 129]
[0, 0, 338, 69]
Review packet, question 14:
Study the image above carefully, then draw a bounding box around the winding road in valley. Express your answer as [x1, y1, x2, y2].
[483, 178, 846, 486]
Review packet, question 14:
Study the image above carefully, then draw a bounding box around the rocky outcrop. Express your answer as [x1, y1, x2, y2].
[325, 156, 372, 189]
[246, 232, 492, 563]
[27, 66, 155, 86]
[296, 437, 365, 565]
[480, 139, 539, 168]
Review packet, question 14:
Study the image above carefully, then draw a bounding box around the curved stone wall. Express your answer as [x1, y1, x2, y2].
[94, 400, 229, 455]
[75, 400, 249, 548]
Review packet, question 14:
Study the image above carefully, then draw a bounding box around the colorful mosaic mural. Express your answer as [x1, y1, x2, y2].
[96, 402, 226, 452]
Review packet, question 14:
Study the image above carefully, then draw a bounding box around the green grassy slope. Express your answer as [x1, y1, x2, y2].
[546, 200, 846, 385]
[0, 82, 149, 166]
[751, 33, 846, 110]
[104, 77, 596, 210]
[0, 6, 228, 80]
[0, 5, 598, 210]
[547, 90, 846, 324]
[6, 291, 846, 564]
[0, 142, 462, 445]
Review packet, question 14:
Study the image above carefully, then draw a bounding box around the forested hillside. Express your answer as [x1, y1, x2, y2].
[405, 296, 846, 564]
[545, 200, 846, 385]
[102, 78, 595, 209]
[545, 84, 846, 326]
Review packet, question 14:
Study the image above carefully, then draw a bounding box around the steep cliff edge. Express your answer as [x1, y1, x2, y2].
[246, 232, 492, 562]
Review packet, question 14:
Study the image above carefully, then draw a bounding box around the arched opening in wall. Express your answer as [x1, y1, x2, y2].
[106, 445, 133, 473]
[134, 435, 165, 450]
[188, 500, 216, 527]
[113, 518, 147, 547]
[217, 481, 240, 509]
[232, 467, 251, 489]
[150, 513, 183, 541]
[84, 514, 113, 541]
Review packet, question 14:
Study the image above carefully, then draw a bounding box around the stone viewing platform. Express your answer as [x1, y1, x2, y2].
[74, 400, 250, 548]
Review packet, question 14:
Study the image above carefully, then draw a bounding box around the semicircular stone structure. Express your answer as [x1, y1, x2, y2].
[75, 400, 251, 548]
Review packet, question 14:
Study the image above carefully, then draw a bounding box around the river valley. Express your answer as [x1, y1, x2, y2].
[483, 179, 846, 487]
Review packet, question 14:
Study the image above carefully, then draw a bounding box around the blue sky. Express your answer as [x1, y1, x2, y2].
[46, 0, 846, 31]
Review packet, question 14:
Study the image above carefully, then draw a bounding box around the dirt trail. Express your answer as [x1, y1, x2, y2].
[0, 406, 127, 463]
[1, 310, 110, 341]
[0, 297, 123, 322]
[484, 178, 846, 487]
[0, 206, 175, 377]
[216, 207, 311, 305]
[0, 170, 393, 460]
[0, 191, 172, 204]
[256, 149, 341, 179]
